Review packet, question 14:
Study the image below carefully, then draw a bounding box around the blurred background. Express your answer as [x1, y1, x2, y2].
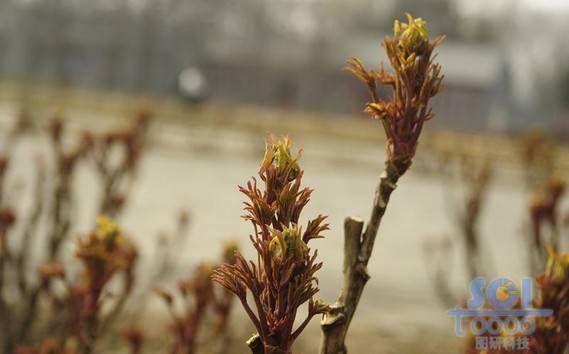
[0, 1, 568, 353]
[0, 0, 568, 133]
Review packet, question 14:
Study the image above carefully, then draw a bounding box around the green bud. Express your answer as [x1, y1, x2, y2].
[545, 247, 569, 283]
[222, 240, 239, 263]
[260, 136, 301, 180]
[394, 13, 429, 57]
[269, 226, 308, 260]
[95, 215, 124, 247]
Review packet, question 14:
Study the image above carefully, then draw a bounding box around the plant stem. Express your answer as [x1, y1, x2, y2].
[319, 159, 410, 354]
[79, 311, 99, 354]
[0, 230, 14, 354]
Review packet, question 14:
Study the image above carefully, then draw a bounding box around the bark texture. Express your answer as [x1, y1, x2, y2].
[319, 159, 411, 354]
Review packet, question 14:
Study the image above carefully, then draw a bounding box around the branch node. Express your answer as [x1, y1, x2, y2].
[321, 310, 346, 327]
[355, 263, 370, 281]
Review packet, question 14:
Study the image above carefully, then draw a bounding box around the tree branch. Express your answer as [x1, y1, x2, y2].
[319, 159, 410, 354]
